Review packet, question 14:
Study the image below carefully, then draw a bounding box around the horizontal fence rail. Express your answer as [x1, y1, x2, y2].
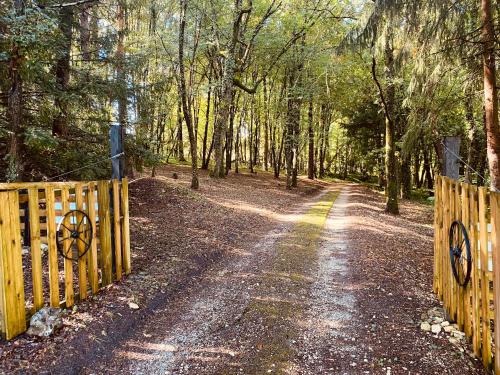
[0, 179, 131, 339]
[434, 175, 500, 372]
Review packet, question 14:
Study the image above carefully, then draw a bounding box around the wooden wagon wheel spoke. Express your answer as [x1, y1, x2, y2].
[60, 223, 73, 233]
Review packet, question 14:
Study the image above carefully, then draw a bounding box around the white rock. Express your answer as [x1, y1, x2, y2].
[444, 325, 455, 333]
[431, 324, 442, 334]
[27, 307, 63, 337]
[420, 322, 431, 332]
[441, 321, 450, 327]
[128, 302, 139, 310]
[433, 317, 444, 324]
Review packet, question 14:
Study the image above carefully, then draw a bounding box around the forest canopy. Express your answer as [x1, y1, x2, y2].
[1, 0, 499, 213]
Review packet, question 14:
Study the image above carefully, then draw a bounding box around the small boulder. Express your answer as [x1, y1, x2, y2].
[420, 322, 431, 332]
[444, 325, 455, 333]
[27, 307, 63, 337]
[441, 321, 450, 327]
[431, 324, 442, 334]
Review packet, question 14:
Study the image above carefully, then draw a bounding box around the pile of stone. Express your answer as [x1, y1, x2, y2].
[420, 307, 466, 347]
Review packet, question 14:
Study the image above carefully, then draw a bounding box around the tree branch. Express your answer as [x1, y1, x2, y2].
[371, 55, 391, 124]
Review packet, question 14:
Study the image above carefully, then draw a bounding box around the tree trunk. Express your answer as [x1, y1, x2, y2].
[176, 98, 185, 161]
[53, 5, 74, 137]
[178, 0, 199, 189]
[6, 0, 24, 181]
[401, 156, 412, 199]
[225, 92, 236, 174]
[117, 1, 128, 176]
[202, 71, 212, 168]
[212, 0, 241, 178]
[79, 4, 91, 61]
[307, 99, 314, 180]
[263, 78, 270, 171]
[383, 36, 399, 214]
[480, 0, 500, 191]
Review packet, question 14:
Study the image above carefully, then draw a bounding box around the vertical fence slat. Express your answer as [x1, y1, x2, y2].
[437, 177, 444, 299]
[45, 186, 60, 307]
[434, 177, 441, 294]
[112, 180, 122, 280]
[462, 183, 472, 338]
[121, 178, 131, 275]
[444, 177, 452, 313]
[479, 187, 491, 367]
[491, 192, 500, 374]
[470, 185, 481, 356]
[86, 183, 99, 294]
[98, 180, 112, 285]
[28, 188, 43, 311]
[61, 187, 74, 308]
[0, 191, 26, 339]
[75, 183, 88, 300]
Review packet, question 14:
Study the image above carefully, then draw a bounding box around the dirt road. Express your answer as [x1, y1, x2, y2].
[0, 167, 487, 374]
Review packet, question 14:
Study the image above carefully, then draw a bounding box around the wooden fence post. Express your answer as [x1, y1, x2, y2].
[478, 187, 491, 367]
[75, 183, 88, 300]
[471, 185, 481, 357]
[28, 188, 43, 311]
[0, 191, 26, 339]
[61, 187, 74, 307]
[491, 191, 500, 374]
[112, 180, 122, 281]
[121, 178, 131, 275]
[98, 181, 113, 286]
[86, 183, 99, 294]
[45, 186, 60, 307]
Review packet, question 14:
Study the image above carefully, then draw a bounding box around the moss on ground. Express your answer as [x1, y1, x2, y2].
[243, 190, 339, 374]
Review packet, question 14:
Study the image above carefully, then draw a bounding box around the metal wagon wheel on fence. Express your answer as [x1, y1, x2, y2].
[449, 220, 472, 287]
[56, 210, 93, 261]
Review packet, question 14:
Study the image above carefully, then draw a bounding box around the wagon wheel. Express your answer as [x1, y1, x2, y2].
[449, 220, 472, 287]
[56, 210, 93, 261]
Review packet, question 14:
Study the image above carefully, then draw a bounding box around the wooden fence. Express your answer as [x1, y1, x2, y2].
[434, 175, 500, 372]
[0, 179, 131, 340]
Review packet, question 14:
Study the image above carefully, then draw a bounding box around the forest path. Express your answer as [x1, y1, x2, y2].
[86, 186, 348, 374]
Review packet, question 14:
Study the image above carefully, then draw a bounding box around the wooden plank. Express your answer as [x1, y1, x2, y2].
[98, 181, 112, 285]
[86, 183, 99, 294]
[75, 183, 88, 300]
[441, 177, 450, 311]
[492, 192, 500, 374]
[28, 188, 44, 311]
[0, 181, 90, 190]
[112, 180, 122, 280]
[0, 191, 27, 339]
[61, 187, 74, 308]
[462, 183, 472, 338]
[45, 186, 60, 307]
[450, 180, 460, 326]
[479, 187, 491, 366]
[470, 185, 481, 356]
[433, 177, 441, 294]
[437, 176, 444, 300]
[121, 178, 131, 275]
